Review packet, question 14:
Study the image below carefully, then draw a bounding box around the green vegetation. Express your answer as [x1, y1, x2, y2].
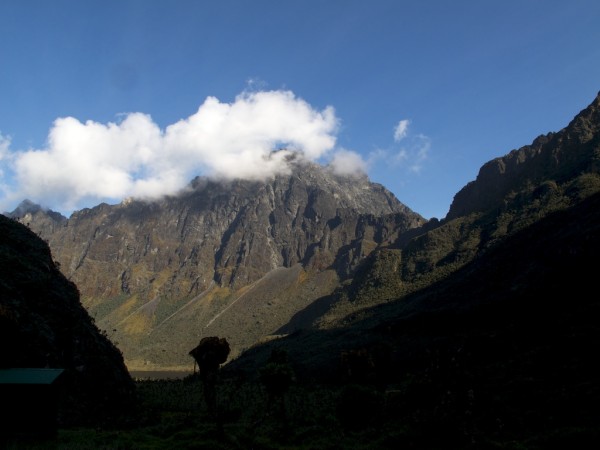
[12, 350, 599, 450]
[5, 377, 363, 449]
[88, 293, 132, 322]
[318, 172, 600, 331]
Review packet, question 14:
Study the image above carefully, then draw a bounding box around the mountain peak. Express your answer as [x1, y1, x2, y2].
[6, 199, 44, 217]
[21, 164, 425, 368]
[447, 92, 600, 220]
[5, 199, 67, 222]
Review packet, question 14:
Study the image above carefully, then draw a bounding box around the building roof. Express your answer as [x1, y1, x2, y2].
[0, 368, 64, 385]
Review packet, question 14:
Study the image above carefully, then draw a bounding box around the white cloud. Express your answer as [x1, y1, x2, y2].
[392, 149, 409, 165]
[393, 119, 410, 142]
[329, 149, 367, 176]
[396, 133, 431, 173]
[3, 90, 339, 214]
[392, 119, 431, 172]
[370, 123, 431, 175]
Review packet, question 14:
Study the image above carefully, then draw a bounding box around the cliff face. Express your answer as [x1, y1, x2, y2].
[307, 91, 600, 330]
[0, 214, 134, 425]
[447, 91, 600, 220]
[14, 161, 424, 369]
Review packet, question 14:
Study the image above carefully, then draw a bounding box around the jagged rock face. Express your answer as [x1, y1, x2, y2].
[14, 161, 424, 369]
[7, 199, 68, 237]
[447, 91, 600, 220]
[46, 161, 420, 294]
[317, 92, 600, 329]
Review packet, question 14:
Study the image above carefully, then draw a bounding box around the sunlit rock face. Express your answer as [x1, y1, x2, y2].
[14, 160, 424, 370]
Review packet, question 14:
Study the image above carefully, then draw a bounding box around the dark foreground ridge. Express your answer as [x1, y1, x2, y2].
[0, 214, 135, 434]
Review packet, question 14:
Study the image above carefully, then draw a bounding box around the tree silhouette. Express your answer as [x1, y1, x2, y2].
[189, 336, 230, 418]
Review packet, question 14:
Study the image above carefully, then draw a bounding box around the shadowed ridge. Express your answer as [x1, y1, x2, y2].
[447, 91, 600, 220]
[0, 214, 135, 426]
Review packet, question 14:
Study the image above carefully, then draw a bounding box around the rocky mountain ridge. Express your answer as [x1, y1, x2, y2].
[221, 92, 600, 447]
[326, 91, 600, 314]
[10, 160, 425, 369]
[224, 180, 600, 449]
[447, 91, 600, 220]
[8, 91, 600, 373]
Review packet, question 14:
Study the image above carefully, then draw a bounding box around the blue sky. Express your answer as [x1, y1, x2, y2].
[1, 0, 599, 219]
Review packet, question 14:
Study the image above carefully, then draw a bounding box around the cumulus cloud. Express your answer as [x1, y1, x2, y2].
[3, 90, 339, 214]
[328, 149, 367, 176]
[393, 119, 410, 142]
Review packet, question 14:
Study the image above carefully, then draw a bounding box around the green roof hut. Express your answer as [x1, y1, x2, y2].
[0, 368, 65, 441]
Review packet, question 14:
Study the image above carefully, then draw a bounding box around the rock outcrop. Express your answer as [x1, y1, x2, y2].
[447, 91, 600, 220]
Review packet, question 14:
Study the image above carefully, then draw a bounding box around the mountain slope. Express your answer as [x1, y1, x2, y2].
[447, 91, 600, 220]
[12, 160, 424, 369]
[224, 90, 600, 386]
[216, 90, 600, 448]
[226, 178, 600, 448]
[10, 91, 600, 380]
[0, 214, 135, 425]
[306, 91, 600, 327]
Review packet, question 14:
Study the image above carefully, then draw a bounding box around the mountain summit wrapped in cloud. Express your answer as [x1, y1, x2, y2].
[1, 90, 369, 215]
[11, 160, 424, 368]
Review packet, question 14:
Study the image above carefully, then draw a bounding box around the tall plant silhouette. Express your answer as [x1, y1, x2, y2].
[189, 336, 230, 419]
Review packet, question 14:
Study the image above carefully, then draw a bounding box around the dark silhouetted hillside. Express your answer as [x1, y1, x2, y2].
[0, 215, 135, 426]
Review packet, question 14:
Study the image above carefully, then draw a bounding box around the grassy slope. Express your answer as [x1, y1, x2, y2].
[220, 190, 600, 448]
[23, 185, 599, 448]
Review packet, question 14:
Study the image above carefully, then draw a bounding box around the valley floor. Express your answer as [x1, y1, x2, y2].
[4, 374, 599, 450]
